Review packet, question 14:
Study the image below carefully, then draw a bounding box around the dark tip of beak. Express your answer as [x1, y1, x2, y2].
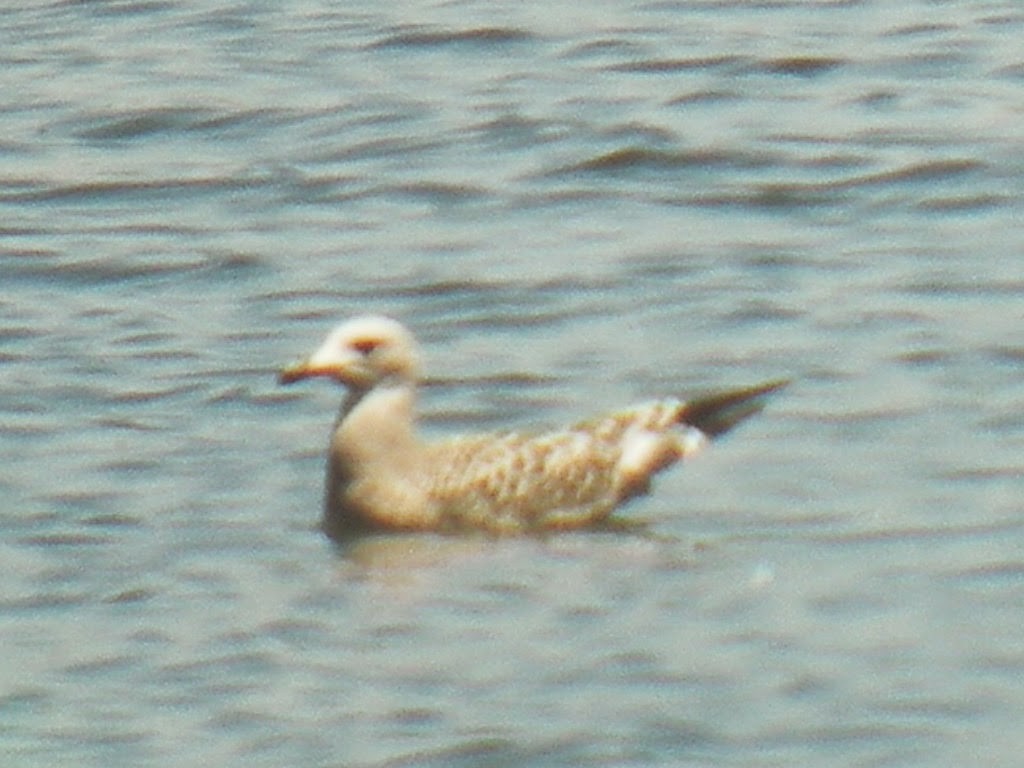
[278, 362, 308, 386]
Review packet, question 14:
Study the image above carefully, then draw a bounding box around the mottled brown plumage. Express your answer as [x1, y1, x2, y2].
[279, 316, 786, 539]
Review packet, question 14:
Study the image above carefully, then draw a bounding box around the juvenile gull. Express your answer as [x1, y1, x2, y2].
[280, 316, 787, 539]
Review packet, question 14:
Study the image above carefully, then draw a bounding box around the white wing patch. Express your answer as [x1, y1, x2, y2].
[679, 425, 709, 458]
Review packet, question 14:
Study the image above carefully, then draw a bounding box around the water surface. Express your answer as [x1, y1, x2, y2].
[2, 1, 1023, 766]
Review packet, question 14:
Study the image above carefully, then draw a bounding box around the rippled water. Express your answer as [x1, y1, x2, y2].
[2, 1, 1023, 766]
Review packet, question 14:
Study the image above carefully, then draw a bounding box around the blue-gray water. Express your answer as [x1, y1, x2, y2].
[2, 1, 1023, 766]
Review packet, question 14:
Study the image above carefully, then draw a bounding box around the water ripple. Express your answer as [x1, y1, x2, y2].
[368, 26, 536, 50]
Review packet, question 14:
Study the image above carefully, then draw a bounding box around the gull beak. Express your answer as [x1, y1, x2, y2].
[278, 358, 319, 385]
[279, 358, 354, 385]
[278, 348, 368, 387]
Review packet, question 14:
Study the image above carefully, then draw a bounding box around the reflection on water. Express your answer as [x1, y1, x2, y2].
[332, 519, 673, 585]
[335, 533, 497, 586]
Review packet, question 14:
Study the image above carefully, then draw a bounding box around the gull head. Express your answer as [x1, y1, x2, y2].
[279, 315, 420, 390]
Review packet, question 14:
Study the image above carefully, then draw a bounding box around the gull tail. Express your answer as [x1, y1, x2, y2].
[679, 379, 789, 438]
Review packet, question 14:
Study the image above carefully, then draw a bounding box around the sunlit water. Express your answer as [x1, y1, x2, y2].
[2, 1, 1023, 766]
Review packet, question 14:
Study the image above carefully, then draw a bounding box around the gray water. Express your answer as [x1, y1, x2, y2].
[2, 1, 1023, 766]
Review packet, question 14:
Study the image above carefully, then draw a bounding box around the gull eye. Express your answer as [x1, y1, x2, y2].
[352, 338, 380, 356]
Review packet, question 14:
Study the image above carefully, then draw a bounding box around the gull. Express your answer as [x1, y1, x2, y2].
[280, 315, 786, 539]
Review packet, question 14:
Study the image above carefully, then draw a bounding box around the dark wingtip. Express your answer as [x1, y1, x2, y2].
[680, 378, 790, 438]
